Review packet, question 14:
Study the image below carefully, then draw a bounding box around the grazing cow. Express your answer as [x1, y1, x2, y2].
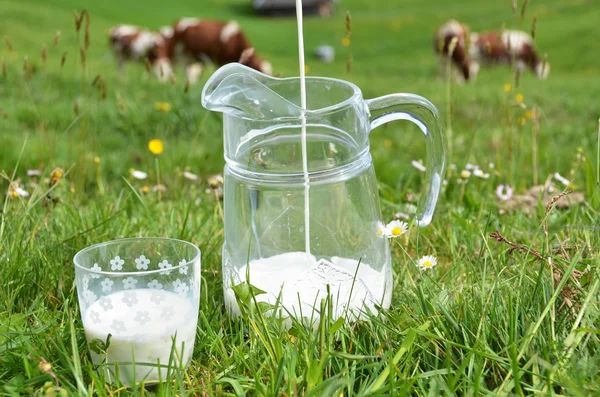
[108, 25, 163, 70]
[434, 19, 550, 82]
[171, 18, 273, 80]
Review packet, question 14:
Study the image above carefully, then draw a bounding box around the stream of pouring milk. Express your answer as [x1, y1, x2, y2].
[296, 0, 311, 254]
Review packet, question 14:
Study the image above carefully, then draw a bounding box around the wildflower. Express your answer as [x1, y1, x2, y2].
[411, 160, 426, 172]
[394, 212, 410, 220]
[208, 175, 224, 189]
[473, 168, 490, 179]
[183, 171, 199, 181]
[553, 172, 570, 186]
[376, 221, 386, 238]
[15, 186, 29, 197]
[130, 169, 147, 180]
[518, 117, 526, 126]
[27, 169, 41, 177]
[525, 109, 534, 119]
[384, 139, 392, 148]
[460, 170, 471, 179]
[417, 255, 437, 271]
[50, 167, 63, 186]
[141, 185, 149, 194]
[385, 220, 408, 238]
[515, 93, 524, 103]
[153, 184, 167, 192]
[496, 184, 513, 201]
[94, 156, 100, 164]
[154, 102, 171, 112]
[489, 162, 495, 169]
[503, 83, 512, 93]
[449, 163, 457, 171]
[9, 182, 29, 198]
[341, 37, 351, 47]
[148, 139, 164, 155]
[465, 163, 478, 170]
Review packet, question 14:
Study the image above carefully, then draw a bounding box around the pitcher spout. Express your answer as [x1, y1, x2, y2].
[201, 63, 301, 120]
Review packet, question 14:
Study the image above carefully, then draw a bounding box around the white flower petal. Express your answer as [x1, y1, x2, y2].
[131, 170, 148, 180]
[411, 160, 426, 172]
[183, 171, 199, 181]
[553, 172, 570, 186]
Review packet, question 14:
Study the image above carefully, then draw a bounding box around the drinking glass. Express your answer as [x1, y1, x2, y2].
[74, 238, 201, 384]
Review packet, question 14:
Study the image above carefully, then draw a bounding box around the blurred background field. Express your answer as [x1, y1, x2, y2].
[1, 0, 599, 395]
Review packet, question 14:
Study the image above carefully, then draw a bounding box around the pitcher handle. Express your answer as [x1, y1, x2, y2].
[365, 93, 447, 227]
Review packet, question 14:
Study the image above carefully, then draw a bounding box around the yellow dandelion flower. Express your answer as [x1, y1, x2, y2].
[503, 83, 512, 93]
[384, 139, 392, 148]
[50, 167, 63, 186]
[525, 110, 534, 119]
[148, 139, 164, 155]
[341, 37, 351, 47]
[94, 156, 101, 164]
[515, 93, 524, 103]
[518, 117, 526, 126]
[141, 185, 149, 194]
[154, 102, 172, 112]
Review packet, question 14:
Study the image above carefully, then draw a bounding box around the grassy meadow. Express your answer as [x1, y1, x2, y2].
[1, 0, 599, 395]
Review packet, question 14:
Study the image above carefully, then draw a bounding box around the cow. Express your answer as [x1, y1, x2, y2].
[169, 18, 273, 81]
[434, 19, 550, 82]
[107, 25, 163, 71]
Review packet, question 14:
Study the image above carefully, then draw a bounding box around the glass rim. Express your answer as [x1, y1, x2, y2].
[73, 237, 201, 276]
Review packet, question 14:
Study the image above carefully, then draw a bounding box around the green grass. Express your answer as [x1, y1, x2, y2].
[1, 0, 600, 395]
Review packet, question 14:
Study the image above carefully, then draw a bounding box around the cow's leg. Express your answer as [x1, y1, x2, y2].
[185, 62, 204, 85]
[153, 57, 173, 83]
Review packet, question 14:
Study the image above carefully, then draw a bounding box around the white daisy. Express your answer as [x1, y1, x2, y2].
[553, 172, 570, 186]
[417, 255, 437, 271]
[183, 171, 198, 181]
[473, 169, 490, 179]
[27, 169, 41, 177]
[130, 169, 148, 180]
[376, 221, 386, 238]
[385, 220, 408, 238]
[460, 170, 471, 179]
[15, 186, 29, 197]
[465, 163, 478, 170]
[411, 160, 426, 172]
[496, 184, 513, 201]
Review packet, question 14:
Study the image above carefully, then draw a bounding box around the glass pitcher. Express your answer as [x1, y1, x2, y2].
[202, 64, 445, 323]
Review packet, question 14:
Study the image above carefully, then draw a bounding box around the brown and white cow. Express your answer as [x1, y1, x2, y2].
[169, 18, 273, 82]
[108, 25, 163, 70]
[434, 20, 550, 82]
